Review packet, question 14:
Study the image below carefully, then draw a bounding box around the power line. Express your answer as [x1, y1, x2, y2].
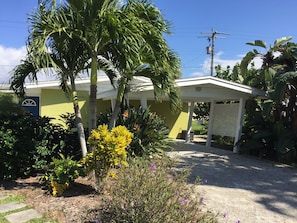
[198, 28, 229, 76]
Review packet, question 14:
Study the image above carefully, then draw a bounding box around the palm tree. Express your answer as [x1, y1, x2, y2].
[29, 0, 167, 132]
[10, 4, 90, 156]
[105, 0, 181, 129]
[14, 0, 182, 136]
[108, 50, 181, 130]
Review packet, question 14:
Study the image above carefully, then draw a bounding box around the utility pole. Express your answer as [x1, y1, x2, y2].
[199, 28, 229, 76]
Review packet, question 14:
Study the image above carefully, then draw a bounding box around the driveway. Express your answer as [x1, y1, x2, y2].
[168, 141, 297, 223]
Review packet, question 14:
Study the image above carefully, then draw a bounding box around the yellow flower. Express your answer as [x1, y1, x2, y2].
[108, 170, 117, 178]
[121, 160, 129, 167]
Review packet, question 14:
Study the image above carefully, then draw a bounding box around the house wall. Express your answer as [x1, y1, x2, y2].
[40, 89, 89, 126]
[128, 99, 189, 139]
[149, 101, 189, 139]
[96, 99, 112, 114]
[38, 89, 188, 139]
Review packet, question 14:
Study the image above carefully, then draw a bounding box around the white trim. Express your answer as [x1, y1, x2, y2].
[21, 98, 37, 107]
[206, 100, 215, 147]
[234, 98, 245, 152]
[140, 93, 148, 109]
[185, 101, 194, 143]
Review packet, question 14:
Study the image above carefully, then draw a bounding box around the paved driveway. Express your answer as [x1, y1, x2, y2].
[168, 141, 297, 223]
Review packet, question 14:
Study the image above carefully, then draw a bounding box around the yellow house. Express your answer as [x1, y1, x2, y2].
[20, 75, 266, 152]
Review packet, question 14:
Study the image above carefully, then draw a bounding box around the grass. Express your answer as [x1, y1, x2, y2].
[192, 119, 207, 135]
[0, 194, 25, 204]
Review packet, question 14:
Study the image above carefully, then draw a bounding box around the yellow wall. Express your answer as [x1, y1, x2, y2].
[97, 99, 112, 114]
[148, 101, 188, 139]
[40, 89, 89, 126]
[39, 90, 189, 139]
[112, 99, 189, 139]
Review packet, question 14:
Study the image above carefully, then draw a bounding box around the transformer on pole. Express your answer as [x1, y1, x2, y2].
[199, 28, 229, 76]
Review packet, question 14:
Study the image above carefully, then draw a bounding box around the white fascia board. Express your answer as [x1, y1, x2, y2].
[176, 76, 267, 97]
[24, 76, 113, 90]
[0, 84, 12, 93]
[97, 88, 117, 100]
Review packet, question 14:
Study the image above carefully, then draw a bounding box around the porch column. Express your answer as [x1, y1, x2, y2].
[206, 100, 215, 147]
[185, 101, 195, 143]
[233, 98, 245, 153]
[111, 99, 116, 111]
[140, 93, 147, 109]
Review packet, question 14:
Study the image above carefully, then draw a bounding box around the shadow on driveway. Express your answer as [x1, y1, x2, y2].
[168, 140, 297, 221]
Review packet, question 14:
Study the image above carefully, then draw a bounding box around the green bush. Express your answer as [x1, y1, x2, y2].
[0, 94, 83, 180]
[0, 114, 37, 180]
[97, 106, 170, 157]
[33, 114, 83, 171]
[40, 154, 84, 196]
[88, 156, 216, 223]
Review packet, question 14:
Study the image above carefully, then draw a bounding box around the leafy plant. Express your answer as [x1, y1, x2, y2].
[90, 156, 216, 223]
[0, 101, 84, 180]
[238, 37, 297, 164]
[40, 154, 84, 196]
[81, 125, 133, 188]
[0, 114, 37, 180]
[98, 106, 170, 157]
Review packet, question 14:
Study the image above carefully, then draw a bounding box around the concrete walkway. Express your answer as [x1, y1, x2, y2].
[169, 141, 297, 223]
[0, 194, 44, 223]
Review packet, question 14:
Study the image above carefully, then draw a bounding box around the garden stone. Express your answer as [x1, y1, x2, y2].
[0, 202, 26, 213]
[5, 208, 42, 223]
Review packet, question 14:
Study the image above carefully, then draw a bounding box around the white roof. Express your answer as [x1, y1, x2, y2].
[24, 75, 267, 102]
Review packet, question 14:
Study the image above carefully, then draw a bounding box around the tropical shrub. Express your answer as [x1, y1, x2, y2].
[0, 94, 34, 180]
[97, 106, 170, 157]
[81, 125, 133, 187]
[239, 99, 297, 163]
[40, 154, 84, 196]
[84, 156, 216, 223]
[238, 37, 297, 164]
[0, 94, 83, 180]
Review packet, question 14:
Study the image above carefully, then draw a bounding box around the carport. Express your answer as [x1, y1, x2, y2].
[176, 76, 267, 152]
[123, 76, 267, 153]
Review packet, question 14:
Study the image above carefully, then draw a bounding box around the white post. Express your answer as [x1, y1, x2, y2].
[206, 100, 215, 147]
[186, 101, 195, 143]
[233, 98, 245, 153]
[111, 99, 116, 111]
[140, 93, 147, 109]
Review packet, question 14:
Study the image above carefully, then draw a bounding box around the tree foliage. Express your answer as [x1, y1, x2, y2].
[238, 36, 297, 163]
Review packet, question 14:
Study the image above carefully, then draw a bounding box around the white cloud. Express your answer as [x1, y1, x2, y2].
[189, 51, 263, 78]
[0, 45, 27, 84]
[201, 51, 242, 75]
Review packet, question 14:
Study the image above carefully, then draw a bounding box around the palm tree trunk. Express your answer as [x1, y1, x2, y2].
[70, 77, 88, 157]
[108, 81, 126, 130]
[89, 56, 98, 134]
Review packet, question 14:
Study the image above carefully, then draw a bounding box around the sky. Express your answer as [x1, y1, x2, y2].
[1, 0, 297, 84]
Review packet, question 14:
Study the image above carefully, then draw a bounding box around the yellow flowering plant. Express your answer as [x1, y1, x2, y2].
[40, 154, 84, 196]
[81, 125, 133, 184]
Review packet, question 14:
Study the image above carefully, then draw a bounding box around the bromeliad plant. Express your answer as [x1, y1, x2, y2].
[81, 125, 133, 186]
[98, 106, 170, 157]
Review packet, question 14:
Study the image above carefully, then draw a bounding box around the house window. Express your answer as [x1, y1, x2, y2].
[22, 98, 37, 107]
[21, 97, 40, 118]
